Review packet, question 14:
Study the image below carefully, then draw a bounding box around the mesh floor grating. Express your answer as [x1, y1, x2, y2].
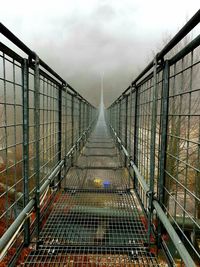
[83, 147, 117, 157]
[76, 156, 122, 168]
[23, 247, 159, 266]
[39, 192, 147, 246]
[63, 167, 132, 190]
[22, 120, 160, 266]
[86, 143, 115, 149]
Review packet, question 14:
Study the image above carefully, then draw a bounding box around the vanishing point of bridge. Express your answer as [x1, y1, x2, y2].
[0, 10, 200, 267]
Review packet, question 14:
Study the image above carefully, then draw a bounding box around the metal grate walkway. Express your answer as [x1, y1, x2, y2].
[23, 116, 159, 266]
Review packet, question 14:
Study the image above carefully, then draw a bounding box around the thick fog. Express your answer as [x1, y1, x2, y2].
[1, 0, 199, 107]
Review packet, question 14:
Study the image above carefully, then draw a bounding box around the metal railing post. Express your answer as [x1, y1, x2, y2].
[116, 104, 118, 131]
[34, 55, 41, 242]
[58, 84, 63, 187]
[64, 87, 68, 157]
[157, 60, 169, 247]
[133, 84, 139, 189]
[22, 58, 30, 246]
[128, 88, 133, 157]
[114, 104, 117, 133]
[111, 106, 113, 129]
[110, 106, 112, 129]
[71, 95, 74, 166]
[124, 95, 128, 166]
[79, 100, 82, 135]
[147, 57, 158, 244]
[110, 107, 112, 128]
[82, 101, 85, 147]
[113, 105, 115, 130]
[86, 104, 89, 128]
[119, 100, 122, 139]
[78, 99, 82, 151]
[63, 87, 68, 188]
[85, 103, 87, 131]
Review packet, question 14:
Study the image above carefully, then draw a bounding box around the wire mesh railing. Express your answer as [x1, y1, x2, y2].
[107, 10, 200, 266]
[0, 23, 97, 265]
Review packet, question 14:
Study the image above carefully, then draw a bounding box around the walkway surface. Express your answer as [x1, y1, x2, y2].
[23, 116, 159, 266]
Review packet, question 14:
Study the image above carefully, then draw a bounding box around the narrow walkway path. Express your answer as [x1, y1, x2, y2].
[23, 117, 159, 266]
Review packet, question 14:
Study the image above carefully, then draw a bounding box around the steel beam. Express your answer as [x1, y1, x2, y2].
[22, 58, 30, 246]
[34, 55, 41, 241]
[147, 57, 158, 243]
[157, 60, 170, 246]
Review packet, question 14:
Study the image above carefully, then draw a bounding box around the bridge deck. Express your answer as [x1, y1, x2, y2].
[22, 118, 160, 266]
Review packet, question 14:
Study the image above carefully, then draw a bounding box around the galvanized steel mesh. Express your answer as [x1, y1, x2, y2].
[107, 23, 200, 265]
[0, 23, 97, 264]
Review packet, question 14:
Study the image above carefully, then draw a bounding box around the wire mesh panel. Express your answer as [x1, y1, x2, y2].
[28, 68, 37, 195]
[23, 246, 159, 266]
[136, 78, 153, 188]
[107, 14, 200, 266]
[0, 51, 24, 237]
[127, 92, 134, 156]
[66, 92, 73, 152]
[120, 97, 127, 147]
[39, 191, 147, 247]
[0, 25, 97, 265]
[135, 70, 163, 196]
[38, 74, 60, 186]
[61, 88, 67, 159]
[73, 97, 80, 143]
[163, 44, 200, 263]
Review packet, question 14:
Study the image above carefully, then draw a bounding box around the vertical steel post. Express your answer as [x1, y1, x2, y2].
[110, 106, 111, 126]
[78, 99, 82, 151]
[82, 101, 85, 147]
[111, 106, 113, 129]
[58, 84, 62, 187]
[113, 105, 115, 131]
[110, 106, 112, 129]
[34, 55, 40, 242]
[157, 60, 169, 247]
[71, 95, 74, 166]
[87, 104, 90, 137]
[64, 87, 68, 157]
[124, 95, 128, 166]
[90, 105, 92, 127]
[111, 105, 113, 135]
[148, 57, 158, 244]
[119, 100, 122, 139]
[133, 84, 139, 189]
[110, 107, 112, 127]
[82, 103, 85, 145]
[115, 104, 117, 132]
[64, 87, 68, 188]
[128, 88, 133, 156]
[22, 58, 30, 246]
[79, 100, 82, 136]
[115, 104, 117, 134]
[85, 103, 88, 131]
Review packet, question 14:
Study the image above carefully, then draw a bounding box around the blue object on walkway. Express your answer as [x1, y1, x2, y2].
[103, 181, 111, 188]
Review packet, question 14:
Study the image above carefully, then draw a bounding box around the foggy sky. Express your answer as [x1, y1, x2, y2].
[1, 0, 199, 107]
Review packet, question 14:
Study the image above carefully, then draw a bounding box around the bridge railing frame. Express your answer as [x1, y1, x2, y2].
[0, 23, 98, 264]
[107, 10, 200, 267]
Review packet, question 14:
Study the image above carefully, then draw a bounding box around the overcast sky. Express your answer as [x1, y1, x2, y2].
[1, 0, 199, 106]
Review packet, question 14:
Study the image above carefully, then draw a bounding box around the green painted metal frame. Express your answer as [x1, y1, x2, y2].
[107, 10, 200, 266]
[22, 58, 30, 246]
[0, 24, 97, 264]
